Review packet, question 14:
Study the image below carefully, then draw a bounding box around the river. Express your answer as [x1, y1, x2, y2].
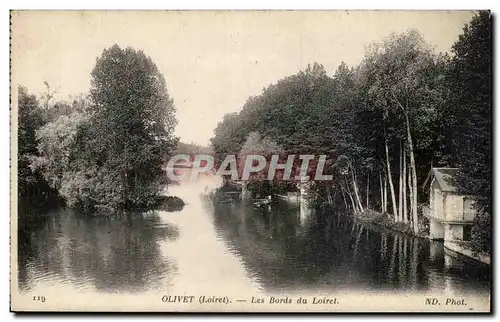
[17, 175, 491, 300]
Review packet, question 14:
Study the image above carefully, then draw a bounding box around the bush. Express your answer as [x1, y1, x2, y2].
[471, 211, 491, 254]
[152, 196, 185, 212]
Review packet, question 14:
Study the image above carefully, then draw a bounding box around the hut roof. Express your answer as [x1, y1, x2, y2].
[423, 167, 459, 193]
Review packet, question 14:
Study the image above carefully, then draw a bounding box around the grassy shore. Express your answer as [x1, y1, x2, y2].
[353, 209, 430, 239]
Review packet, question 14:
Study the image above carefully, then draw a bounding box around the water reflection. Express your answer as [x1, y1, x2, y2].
[17, 178, 491, 298]
[207, 191, 491, 296]
[18, 208, 179, 293]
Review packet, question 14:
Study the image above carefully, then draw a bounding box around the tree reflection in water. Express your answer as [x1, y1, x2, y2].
[207, 189, 490, 296]
[18, 208, 179, 293]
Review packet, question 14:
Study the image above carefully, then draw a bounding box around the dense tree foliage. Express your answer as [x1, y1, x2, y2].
[84, 45, 178, 211]
[28, 45, 179, 213]
[210, 12, 491, 252]
[176, 142, 213, 155]
[444, 11, 492, 252]
[238, 131, 286, 196]
[17, 86, 56, 203]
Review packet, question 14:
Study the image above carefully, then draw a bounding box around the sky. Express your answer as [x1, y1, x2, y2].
[11, 10, 476, 145]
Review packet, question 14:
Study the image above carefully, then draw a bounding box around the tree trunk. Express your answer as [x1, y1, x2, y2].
[398, 140, 403, 222]
[408, 164, 414, 227]
[393, 92, 418, 233]
[340, 184, 349, 210]
[379, 173, 384, 213]
[353, 225, 364, 257]
[326, 185, 333, 205]
[403, 143, 408, 223]
[344, 178, 357, 213]
[385, 137, 398, 221]
[405, 117, 418, 233]
[384, 174, 388, 214]
[351, 168, 364, 213]
[366, 174, 370, 210]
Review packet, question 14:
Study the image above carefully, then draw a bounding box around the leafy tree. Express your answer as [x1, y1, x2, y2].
[17, 86, 56, 202]
[32, 45, 179, 213]
[84, 44, 179, 211]
[238, 131, 285, 196]
[41, 92, 90, 123]
[30, 111, 91, 208]
[445, 11, 492, 252]
[256, 63, 336, 154]
[209, 16, 492, 246]
[211, 112, 248, 160]
[356, 29, 442, 231]
[32, 113, 87, 188]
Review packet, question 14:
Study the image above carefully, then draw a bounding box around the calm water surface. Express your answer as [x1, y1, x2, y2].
[18, 176, 491, 297]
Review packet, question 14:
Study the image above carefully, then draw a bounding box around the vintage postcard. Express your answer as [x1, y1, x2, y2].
[10, 10, 492, 313]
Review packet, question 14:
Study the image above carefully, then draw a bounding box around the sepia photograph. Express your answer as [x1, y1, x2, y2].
[9, 10, 492, 312]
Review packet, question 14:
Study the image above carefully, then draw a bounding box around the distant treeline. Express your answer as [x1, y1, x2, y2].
[210, 12, 491, 252]
[175, 142, 213, 155]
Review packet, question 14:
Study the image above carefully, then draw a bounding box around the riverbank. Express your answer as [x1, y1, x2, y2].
[352, 209, 430, 239]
